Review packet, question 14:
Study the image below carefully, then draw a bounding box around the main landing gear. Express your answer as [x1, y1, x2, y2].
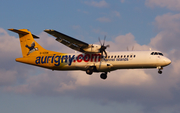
[86, 69, 108, 80]
[86, 68, 93, 75]
[100, 72, 107, 80]
[85, 67, 108, 80]
[157, 66, 163, 74]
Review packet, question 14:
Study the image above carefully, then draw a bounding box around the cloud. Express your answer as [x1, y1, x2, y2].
[145, 0, 180, 11]
[92, 28, 108, 35]
[0, 28, 21, 58]
[120, 0, 125, 3]
[0, 69, 17, 86]
[106, 33, 150, 51]
[153, 13, 180, 32]
[96, 11, 120, 23]
[112, 11, 121, 18]
[77, 9, 89, 14]
[149, 13, 180, 52]
[96, 17, 111, 22]
[84, 0, 109, 8]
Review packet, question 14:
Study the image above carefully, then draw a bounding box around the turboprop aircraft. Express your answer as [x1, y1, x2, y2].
[9, 28, 171, 80]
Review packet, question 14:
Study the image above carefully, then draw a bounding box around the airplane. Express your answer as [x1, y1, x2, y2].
[8, 28, 171, 80]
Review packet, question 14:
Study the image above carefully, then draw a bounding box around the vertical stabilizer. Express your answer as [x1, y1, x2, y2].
[8, 29, 47, 57]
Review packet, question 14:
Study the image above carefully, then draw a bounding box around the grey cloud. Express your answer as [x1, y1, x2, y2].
[150, 13, 180, 52]
[96, 17, 111, 23]
[84, 0, 109, 8]
[145, 0, 180, 11]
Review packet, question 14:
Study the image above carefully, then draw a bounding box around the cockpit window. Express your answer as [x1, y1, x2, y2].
[154, 52, 158, 55]
[158, 53, 163, 56]
[151, 52, 163, 56]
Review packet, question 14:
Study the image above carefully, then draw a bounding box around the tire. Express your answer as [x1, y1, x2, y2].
[158, 70, 162, 74]
[100, 73, 107, 79]
[86, 69, 93, 75]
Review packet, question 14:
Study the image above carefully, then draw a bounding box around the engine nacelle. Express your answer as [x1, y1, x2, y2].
[83, 44, 101, 53]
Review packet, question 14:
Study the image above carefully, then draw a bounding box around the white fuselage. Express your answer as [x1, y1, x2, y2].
[55, 50, 171, 72]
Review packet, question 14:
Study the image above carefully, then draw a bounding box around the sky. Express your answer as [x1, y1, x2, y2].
[0, 0, 180, 113]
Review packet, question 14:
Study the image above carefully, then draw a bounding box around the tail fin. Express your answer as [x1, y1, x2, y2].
[8, 29, 48, 57]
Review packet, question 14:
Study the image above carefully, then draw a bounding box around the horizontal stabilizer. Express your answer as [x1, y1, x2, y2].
[8, 29, 39, 39]
[8, 28, 29, 35]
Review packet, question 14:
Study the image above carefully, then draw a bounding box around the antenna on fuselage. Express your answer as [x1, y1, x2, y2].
[132, 46, 134, 51]
[127, 46, 134, 51]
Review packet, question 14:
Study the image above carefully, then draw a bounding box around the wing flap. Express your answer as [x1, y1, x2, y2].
[55, 38, 80, 51]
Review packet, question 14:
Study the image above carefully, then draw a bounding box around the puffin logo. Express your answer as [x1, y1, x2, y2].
[26, 42, 38, 55]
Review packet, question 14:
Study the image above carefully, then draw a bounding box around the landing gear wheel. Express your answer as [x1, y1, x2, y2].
[86, 69, 93, 75]
[100, 73, 107, 80]
[157, 66, 163, 74]
[158, 70, 162, 74]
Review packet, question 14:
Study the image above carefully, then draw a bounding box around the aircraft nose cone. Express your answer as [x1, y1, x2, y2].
[164, 58, 171, 65]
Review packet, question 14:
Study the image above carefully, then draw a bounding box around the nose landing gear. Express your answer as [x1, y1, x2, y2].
[158, 70, 162, 74]
[157, 66, 163, 74]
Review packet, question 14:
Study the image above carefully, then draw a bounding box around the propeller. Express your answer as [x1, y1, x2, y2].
[98, 36, 110, 57]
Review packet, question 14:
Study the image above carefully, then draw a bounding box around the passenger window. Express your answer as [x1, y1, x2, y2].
[114, 56, 116, 58]
[134, 55, 136, 57]
[118, 55, 119, 58]
[127, 55, 129, 58]
[130, 55, 132, 58]
[108, 56, 110, 58]
[111, 56, 113, 58]
[121, 55, 123, 58]
[124, 55, 126, 58]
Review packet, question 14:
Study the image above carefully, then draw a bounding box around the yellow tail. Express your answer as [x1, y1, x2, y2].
[8, 29, 50, 57]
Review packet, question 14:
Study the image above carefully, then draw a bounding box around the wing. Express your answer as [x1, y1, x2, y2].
[44, 29, 89, 52]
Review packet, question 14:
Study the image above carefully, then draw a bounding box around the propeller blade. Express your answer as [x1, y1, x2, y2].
[98, 36, 109, 58]
[103, 36, 106, 46]
[99, 37, 102, 46]
[106, 45, 110, 48]
[103, 50, 107, 58]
